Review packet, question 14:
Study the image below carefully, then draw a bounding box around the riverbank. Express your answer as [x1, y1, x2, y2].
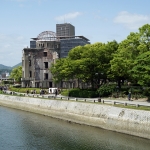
[0, 94, 150, 139]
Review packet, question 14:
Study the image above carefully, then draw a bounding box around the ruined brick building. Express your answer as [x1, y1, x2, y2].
[21, 23, 90, 88]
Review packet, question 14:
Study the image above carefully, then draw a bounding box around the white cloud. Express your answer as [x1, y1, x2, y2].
[55, 12, 82, 21]
[114, 11, 150, 30]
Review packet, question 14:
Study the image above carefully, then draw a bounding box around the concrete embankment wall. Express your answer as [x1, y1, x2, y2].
[0, 95, 150, 139]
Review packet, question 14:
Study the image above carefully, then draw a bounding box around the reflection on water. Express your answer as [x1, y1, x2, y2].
[0, 106, 150, 150]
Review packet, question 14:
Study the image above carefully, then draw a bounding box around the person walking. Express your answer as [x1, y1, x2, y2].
[128, 92, 131, 101]
[26, 90, 29, 95]
[55, 89, 58, 97]
[40, 89, 42, 95]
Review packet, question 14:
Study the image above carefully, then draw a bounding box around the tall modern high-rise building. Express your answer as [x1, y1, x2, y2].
[56, 23, 75, 37]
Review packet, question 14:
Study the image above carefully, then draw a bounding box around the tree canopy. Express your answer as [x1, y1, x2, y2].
[50, 41, 118, 88]
[50, 24, 150, 87]
[9, 66, 22, 83]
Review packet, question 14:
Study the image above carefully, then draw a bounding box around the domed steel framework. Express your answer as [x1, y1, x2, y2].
[37, 31, 57, 41]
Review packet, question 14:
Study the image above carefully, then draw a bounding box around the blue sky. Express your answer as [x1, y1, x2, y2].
[1, 0, 150, 66]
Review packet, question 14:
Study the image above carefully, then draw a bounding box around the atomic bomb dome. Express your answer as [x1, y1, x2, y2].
[32, 31, 57, 41]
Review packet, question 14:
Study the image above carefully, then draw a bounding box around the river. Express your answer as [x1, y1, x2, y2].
[0, 106, 150, 150]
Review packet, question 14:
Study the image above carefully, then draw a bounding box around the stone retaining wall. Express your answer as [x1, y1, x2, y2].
[0, 95, 150, 139]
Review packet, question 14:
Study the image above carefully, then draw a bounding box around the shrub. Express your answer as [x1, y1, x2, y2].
[61, 89, 69, 96]
[9, 87, 41, 94]
[120, 86, 130, 95]
[61, 88, 98, 98]
[2, 80, 14, 85]
[131, 89, 143, 94]
[97, 84, 115, 97]
[142, 87, 150, 97]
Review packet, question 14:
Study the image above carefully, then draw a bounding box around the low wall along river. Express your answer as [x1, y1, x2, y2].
[0, 94, 150, 139]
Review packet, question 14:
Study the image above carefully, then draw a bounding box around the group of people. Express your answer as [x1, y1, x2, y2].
[0, 86, 7, 93]
[40, 89, 47, 95]
[49, 88, 61, 96]
[26, 88, 60, 96]
[26, 89, 36, 95]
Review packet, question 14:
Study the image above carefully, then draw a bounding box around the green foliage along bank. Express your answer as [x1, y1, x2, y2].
[9, 66, 22, 83]
[50, 24, 150, 90]
[61, 88, 99, 98]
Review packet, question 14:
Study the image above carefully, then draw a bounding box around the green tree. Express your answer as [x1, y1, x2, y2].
[67, 43, 106, 88]
[9, 66, 22, 83]
[77, 42, 117, 87]
[131, 51, 150, 86]
[110, 24, 150, 87]
[50, 58, 74, 83]
[50, 41, 118, 89]
[50, 24, 150, 90]
[110, 32, 140, 87]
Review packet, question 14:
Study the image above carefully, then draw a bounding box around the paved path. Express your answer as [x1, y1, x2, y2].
[107, 99, 150, 106]
[45, 94, 150, 107]
[5, 90, 150, 107]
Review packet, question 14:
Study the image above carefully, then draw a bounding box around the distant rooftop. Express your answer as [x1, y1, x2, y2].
[57, 36, 89, 41]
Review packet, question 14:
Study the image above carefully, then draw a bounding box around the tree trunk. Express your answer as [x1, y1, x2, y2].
[117, 79, 121, 89]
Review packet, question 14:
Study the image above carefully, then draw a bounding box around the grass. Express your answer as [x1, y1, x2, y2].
[9, 87, 48, 94]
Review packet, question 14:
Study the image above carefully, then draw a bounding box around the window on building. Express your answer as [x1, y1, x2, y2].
[44, 73, 48, 80]
[43, 52, 47, 57]
[29, 71, 32, 77]
[44, 62, 48, 68]
[57, 44, 60, 48]
[49, 82, 52, 87]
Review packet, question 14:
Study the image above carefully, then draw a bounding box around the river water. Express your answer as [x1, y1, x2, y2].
[0, 106, 150, 150]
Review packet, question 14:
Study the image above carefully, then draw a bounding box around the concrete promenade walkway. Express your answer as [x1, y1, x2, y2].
[103, 98, 150, 106]
[5, 90, 150, 107]
[43, 93, 150, 107]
